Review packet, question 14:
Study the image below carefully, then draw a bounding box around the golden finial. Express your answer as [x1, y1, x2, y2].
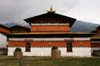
[50, 6, 52, 11]
[23, 23, 24, 27]
[46, 6, 56, 13]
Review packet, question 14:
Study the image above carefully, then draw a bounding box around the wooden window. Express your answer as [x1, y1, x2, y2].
[43, 18, 59, 22]
[67, 43, 72, 52]
[26, 42, 31, 52]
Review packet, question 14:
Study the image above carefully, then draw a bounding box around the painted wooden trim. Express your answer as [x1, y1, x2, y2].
[8, 46, 91, 48]
[31, 23, 69, 26]
[9, 38, 90, 41]
[31, 31, 69, 32]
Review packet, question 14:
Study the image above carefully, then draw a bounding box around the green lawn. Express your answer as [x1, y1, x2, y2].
[0, 56, 100, 66]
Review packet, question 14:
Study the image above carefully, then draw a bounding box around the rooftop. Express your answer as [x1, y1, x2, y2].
[24, 7, 76, 27]
[7, 32, 95, 35]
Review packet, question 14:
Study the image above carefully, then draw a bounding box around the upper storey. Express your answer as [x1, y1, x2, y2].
[10, 25, 30, 33]
[24, 7, 76, 33]
[24, 7, 76, 27]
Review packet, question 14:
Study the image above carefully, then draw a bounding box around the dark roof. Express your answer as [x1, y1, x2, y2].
[24, 12, 76, 27]
[90, 33, 100, 39]
[0, 24, 10, 30]
[96, 25, 100, 29]
[92, 34, 100, 37]
[10, 25, 30, 30]
[6, 32, 94, 38]
[90, 30, 98, 33]
[91, 25, 100, 33]
[7, 32, 95, 35]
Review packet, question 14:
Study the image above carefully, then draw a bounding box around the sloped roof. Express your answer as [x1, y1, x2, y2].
[96, 25, 100, 29]
[7, 32, 94, 35]
[0, 24, 10, 34]
[10, 25, 30, 30]
[90, 25, 100, 33]
[91, 33, 100, 39]
[90, 30, 98, 33]
[6, 32, 94, 38]
[0, 24, 10, 30]
[24, 12, 76, 27]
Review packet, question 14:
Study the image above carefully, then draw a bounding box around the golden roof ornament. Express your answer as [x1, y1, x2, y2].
[50, 6, 53, 11]
[23, 23, 24, 27]
[47, 6, 56, 13]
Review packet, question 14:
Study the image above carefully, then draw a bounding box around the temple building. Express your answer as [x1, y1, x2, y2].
[91, 25, 100, 54]
[10, 25, 30, 33]
[1, 7, 99, 57]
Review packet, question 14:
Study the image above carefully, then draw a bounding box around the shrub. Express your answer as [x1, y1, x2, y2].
[51, 46, 58, 50]
[15, 48, 21, 52]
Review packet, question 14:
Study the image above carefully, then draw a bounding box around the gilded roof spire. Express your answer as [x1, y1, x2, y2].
[50, 6, 52, 11]
[47, 6, 56, 13]
[23, 23, 24, 27]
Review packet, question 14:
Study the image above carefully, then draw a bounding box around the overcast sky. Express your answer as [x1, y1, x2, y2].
[0, 0, 100, 25]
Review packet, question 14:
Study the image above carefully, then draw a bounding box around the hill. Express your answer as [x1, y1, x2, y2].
[70, 20, 99, 32]
[3, 22, 30, 28]
[3, 20, 99, 32]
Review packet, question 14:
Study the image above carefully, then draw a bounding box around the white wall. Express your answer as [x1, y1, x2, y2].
[8, 47, 92, 57]
[0, 33, 7, 48]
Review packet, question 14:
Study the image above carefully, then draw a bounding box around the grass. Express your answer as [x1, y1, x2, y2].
[0, 56, 100, 66]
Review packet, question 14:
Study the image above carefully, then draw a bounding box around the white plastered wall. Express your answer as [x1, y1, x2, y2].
[8, 47, 91, 57]
[59, 47, 91, 57]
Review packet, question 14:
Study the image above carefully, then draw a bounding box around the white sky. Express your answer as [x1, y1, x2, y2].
[0, 0, 100, 25]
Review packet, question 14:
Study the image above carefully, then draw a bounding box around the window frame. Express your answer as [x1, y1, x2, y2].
[67, 42, 72, 52]
[25, 42, 31, 52]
